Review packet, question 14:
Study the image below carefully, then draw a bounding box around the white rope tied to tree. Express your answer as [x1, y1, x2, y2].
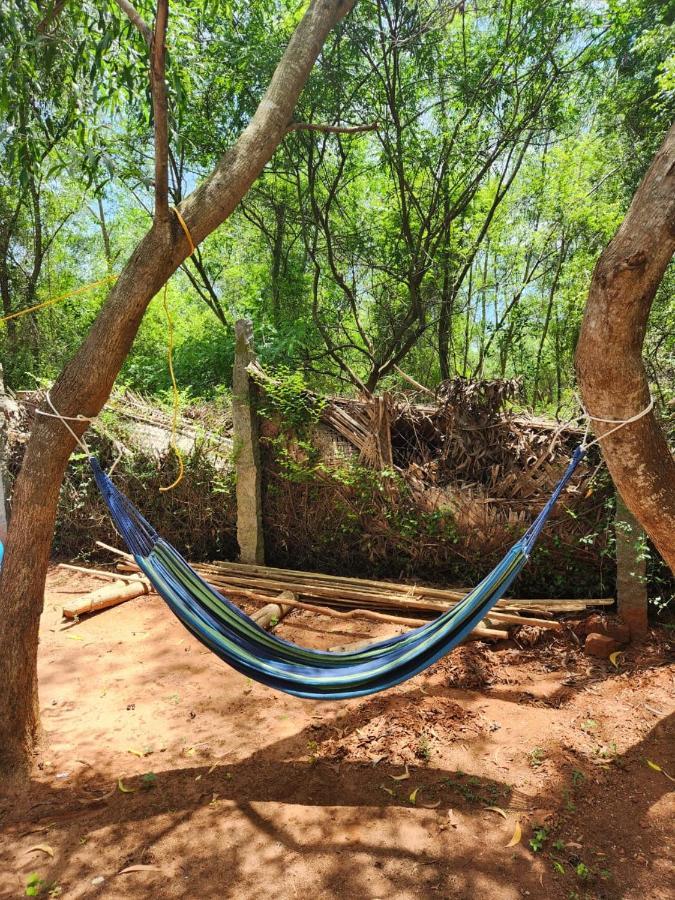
[37, 387, 655, 471]
[580, 396, 655, 450]
[37, 395, 133, 477]
[36, 393, 94, 455]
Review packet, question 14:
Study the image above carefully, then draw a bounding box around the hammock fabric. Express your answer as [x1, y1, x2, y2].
[90, 446, 585, 700]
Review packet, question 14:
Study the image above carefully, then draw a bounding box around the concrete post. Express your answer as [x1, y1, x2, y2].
[232, 319, 265, 564]
[615, 492, 648, 638]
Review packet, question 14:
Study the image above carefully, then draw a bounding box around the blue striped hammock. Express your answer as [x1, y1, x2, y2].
[86, 445, 585, 700]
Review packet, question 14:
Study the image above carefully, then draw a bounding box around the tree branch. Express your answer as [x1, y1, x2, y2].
[113, 0, 170, 221]
[151, 0, 170, 221]
[286, 121, 378, 135]
[111, 0, 152, 45]
[36, 0, 68, 35]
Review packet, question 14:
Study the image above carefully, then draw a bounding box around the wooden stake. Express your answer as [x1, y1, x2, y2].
[233, 319, 265, 564]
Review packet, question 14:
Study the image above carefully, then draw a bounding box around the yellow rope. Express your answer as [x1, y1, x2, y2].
[159, 283, 184, 492]
[171, 206, 196, 256]
[0, 215, 195, 493]
[0, 274, 117, 324]
[0, 209, 192, 326]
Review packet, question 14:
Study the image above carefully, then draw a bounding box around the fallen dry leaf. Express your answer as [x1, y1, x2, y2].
[117, 865, 162, 875]
[390, 766, 410, 781]
[25, 844, 54, 858]
[77, 784, 116, 805]
[409, 788, 419, 805]
[484, 806, 508, 819]
[646, 759, 675, 782]
[505, 821, 522, 847]
[117, 778, 136, 794]
[609, 651, 622, 668]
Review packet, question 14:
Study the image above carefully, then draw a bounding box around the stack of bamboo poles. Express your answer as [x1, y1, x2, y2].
[61, 560, 297, 633]
[94, 543, 609, 636]
[59, 543, 611, 645]
[113, 555, 607, 617]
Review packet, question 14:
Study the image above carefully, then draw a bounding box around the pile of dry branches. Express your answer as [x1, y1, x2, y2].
[262, 376, 610, 594]
[319, 376, 594, 497]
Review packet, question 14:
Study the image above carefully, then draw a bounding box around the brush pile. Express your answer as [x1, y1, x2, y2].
[258, 375, 610, 595]
[314, 377, 600, 542]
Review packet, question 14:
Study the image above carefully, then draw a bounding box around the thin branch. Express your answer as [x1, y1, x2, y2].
[393, 365, 435, 397]
[36, 0, 68, 35]
[112, 0, 152, 45]
[286, 121, 378, 136]
[151, 0, 170, 221]
[113, 0, 170, 222]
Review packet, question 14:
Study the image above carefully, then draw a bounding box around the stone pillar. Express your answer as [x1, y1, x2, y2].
[232, 319, 265, 564]
[0, 364, 9, 545]
[615, 492, 648, 638]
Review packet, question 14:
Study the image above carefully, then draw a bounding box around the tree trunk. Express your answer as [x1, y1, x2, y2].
[0, 363, 10, 543]
[576, 122, 675, 573]
[270, 202, 286, 322]
[0, 0, 356, 787]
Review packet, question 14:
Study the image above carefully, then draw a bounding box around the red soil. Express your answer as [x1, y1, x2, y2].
[0, 566, 673, 899]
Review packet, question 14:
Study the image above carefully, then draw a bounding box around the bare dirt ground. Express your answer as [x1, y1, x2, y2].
[1, 566, 673, 900]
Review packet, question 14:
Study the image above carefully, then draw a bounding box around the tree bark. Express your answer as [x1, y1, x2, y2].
[576, 122, 675, 573]
[0, 0, 356, 786]
[0, 363, 10, 544]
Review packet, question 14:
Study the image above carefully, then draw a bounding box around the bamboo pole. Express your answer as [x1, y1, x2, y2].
[62, 580, 149, 619]
[184, 582, 560, 630]
[100, 545, 607, 615]
[251, 591, 295, 631]
[202, 559, 469, 600]
[329, 625, 509, 653]
[58, 562, 147, 585]
[96, 540, 134, 562]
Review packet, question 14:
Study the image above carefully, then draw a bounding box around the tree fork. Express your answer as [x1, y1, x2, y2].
[0, 0, 356, 785]
[576, 122, 675, 573]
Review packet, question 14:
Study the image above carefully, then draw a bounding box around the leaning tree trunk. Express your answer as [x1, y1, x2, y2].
[0, 0, 356, 786]
[576, 122, 675, 575]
